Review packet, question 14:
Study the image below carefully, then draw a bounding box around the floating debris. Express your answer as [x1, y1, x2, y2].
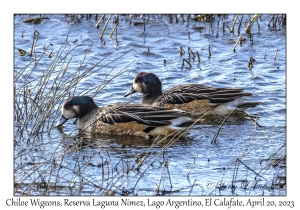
[23, 16, 49, 24]
[18, 48, 26, 56]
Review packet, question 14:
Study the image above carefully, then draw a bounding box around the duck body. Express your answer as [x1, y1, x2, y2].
[56, 96, 191, 139]
[124, 72, 260, 116]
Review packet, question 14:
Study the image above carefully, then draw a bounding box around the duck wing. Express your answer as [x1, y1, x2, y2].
[157, 84, 253, 105]
[98, 103, 185, 127]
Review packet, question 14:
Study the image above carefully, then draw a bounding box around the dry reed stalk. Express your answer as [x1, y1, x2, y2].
[211, 98, 245, 144]
[14, 35, 139, 195]
[232, 36, 242, 51]
[95, 14, 105, 28]
[182, 58, 192, 68]
[196, 51, 200, 63]
[109, 22, 118, 38]
[100, 15, 112, 39]
[274, 50, 279, 60]
[245, 14, 259, 33]
[188, 47, 195, 58]
[231, 14, 239, 33]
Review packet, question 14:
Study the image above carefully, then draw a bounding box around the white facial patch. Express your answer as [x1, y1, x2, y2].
[61, 105, 78, 119]
[73, 105, 79, 113]
[133, 82, 141, 93]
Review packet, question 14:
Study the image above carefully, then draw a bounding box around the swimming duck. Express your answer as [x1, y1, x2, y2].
[56, 96, 192, 139]
[124, 72, 260, 116]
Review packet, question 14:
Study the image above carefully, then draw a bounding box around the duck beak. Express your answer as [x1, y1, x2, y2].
[55, 115, 69, 127]
[124, 86, 136, 97]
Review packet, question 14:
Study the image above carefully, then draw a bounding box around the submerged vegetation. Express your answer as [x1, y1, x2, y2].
[14, 14, 286, 196]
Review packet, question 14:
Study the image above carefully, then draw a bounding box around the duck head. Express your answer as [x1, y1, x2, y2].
[56, 96, 98, 127]
[124, 72, 162, 97]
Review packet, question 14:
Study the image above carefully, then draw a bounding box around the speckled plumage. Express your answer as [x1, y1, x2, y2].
[56, 96, 191, 139]
[124, 72, 260, 115]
